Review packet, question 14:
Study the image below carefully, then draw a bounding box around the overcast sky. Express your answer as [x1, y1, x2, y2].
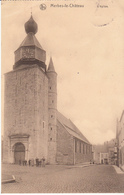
[1, 0, 124, 144]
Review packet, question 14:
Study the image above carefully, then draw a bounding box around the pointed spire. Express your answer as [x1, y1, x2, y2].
[31, 7, 32, 15]
[47, 57, 55, 72]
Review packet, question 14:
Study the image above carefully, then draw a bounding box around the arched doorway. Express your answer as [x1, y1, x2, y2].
[14, 142, 25, 164]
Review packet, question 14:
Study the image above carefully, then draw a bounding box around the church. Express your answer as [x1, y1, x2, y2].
[3, 15, 92, 165]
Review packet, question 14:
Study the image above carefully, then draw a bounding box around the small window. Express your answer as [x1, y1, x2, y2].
[50, 87, 51, 90]
[43, 121, 45, 128]
[83, 144, 85, 154]
[51, 127, 52, 130]
[81, 143, 84, 153]
[75, 140, 77, 153]
[51, 115, 53, 118]
[79, 142, 81, 153]
[52, 100, 54, 103]
[50, 138, 52, 141]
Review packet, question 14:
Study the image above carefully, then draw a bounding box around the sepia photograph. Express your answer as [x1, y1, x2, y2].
[1, 0, 124, 193]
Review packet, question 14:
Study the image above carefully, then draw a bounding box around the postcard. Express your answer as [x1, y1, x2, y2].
[1, 0, 124, 193]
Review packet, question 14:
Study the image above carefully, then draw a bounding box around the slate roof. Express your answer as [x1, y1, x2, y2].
[19, 33, 43, 49]
[57, 111, 91, 144]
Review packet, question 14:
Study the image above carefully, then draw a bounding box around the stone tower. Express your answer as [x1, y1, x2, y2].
[3, 15, 57, 164]
[47, 58, 57, 164]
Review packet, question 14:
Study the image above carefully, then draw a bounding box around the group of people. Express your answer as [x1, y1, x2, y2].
[19, 157, 46, 167]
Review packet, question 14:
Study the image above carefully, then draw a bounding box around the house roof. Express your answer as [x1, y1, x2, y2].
[57, 111, 91, 144]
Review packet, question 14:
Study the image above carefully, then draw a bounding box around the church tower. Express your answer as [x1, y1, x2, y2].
[47, 58, 57, 164]
[3, 14, 92, 166]
[3, 15, 52, 164]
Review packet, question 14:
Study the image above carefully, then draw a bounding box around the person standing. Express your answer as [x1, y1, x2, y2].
[36, 157, 39, 167]
[19, 159, 21, 166]
[42, 157, 45, 167]
[28, 159, 31, 166]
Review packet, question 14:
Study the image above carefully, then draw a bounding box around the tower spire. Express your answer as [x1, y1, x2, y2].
[25, 15, 38, 34]
[47, 57, 55, 72]
[46, 57, 57, 164]
[31, 7, 32, 15]
[14, 15, 46, 71]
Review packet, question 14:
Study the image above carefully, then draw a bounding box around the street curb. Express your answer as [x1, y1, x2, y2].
[67, 164, 95, 169]
[112, 165, 124, 174]
[2, 175, 16, 184]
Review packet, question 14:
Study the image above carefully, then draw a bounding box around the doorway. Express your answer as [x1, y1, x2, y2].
[14, 142, 25, 164]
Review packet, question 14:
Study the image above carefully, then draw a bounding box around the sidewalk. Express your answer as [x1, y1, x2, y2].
[120, 165, 124, 172]
[112, 165, 124, 174]
[2, 175, 15, 184]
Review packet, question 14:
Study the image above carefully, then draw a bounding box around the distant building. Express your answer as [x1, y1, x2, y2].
[104, 139, 117, 165]
[116, 111, 124, 170]
[100, 153, 108, 164]
[93, 144, 108, 164]
[108, 147, 116, 165]
[3, 15, 92, 165]
[93, 139, 117, 165]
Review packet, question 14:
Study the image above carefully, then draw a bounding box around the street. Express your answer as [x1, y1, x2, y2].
[2, 164, 124, 193]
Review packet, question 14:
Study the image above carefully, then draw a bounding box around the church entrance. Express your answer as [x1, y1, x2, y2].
[14, 142, 25, 164]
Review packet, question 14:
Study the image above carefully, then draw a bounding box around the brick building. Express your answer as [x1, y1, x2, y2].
[3, 15, 92, 165]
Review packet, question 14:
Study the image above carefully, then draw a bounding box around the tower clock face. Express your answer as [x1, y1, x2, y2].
[22, 48, 35, 59]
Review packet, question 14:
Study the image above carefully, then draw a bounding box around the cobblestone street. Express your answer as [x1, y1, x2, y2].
[2, 164, 124, 193]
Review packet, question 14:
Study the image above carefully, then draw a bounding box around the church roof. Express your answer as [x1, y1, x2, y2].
[19, 32, 43, 49]
[57, 111, 91, 144]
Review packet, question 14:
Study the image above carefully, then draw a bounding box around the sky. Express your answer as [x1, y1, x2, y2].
[1, 0, 124, 144]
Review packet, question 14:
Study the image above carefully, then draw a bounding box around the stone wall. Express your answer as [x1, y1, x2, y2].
[75, 138, 92, 164]
[56, 121, 74, 165]
[3, 65, 49, 163]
